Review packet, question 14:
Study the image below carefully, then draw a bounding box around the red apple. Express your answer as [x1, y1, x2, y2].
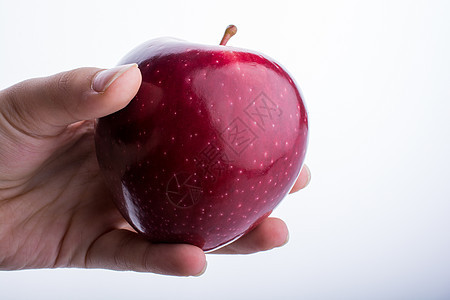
[94, 26, 308, 251]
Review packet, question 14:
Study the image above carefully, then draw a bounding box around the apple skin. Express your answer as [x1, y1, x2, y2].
[94, 37, 308, 251]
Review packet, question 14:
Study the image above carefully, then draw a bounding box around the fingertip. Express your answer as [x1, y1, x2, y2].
[212, 217, 289, 254]
[290, 164, 311, 194]
[194, 261, 208, 277]
[164, 244, 207, 277]
[259, 218, 289, 250]
[94, 64, 142, 116]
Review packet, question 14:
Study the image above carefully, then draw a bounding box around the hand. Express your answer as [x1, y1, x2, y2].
[0, 65, 310, 276]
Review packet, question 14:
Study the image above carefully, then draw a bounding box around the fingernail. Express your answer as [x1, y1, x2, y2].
[194, 261, 207, 277]
[303, 164, 311, 186]
[92, 63, 138, 93]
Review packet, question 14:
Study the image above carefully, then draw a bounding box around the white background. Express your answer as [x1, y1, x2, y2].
[1, 0, 450, 299]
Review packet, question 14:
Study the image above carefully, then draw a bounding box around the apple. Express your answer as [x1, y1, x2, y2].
[94, 26, 308, 251]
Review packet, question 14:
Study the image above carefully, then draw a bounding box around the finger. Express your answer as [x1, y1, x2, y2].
[0, 64, 141, 136]
[85, 229, 207, 276]
[289, 164, 311, 194]
[212, 218, 289, 254]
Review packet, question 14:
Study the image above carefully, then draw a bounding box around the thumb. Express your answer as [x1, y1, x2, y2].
[0, 64, 141, 136]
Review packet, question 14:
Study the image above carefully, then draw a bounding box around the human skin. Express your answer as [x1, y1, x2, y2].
[0, 64, 310, 276]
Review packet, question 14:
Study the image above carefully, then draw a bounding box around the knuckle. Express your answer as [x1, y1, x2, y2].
[0, 81, 40, 136]
[54, 70, 77, 99]
[51, 69, 84, 123]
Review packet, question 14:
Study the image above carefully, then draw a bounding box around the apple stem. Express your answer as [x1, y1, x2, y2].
[219, 25, 237, 46]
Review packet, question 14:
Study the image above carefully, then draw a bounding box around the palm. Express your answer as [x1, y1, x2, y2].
[0, 120, 121, 269]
